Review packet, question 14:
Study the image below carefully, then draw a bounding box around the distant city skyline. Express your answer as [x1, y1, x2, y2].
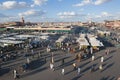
[0, 0, 120, 23]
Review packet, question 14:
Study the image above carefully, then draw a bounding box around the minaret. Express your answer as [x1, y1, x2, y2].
[21, 16, 25, 25]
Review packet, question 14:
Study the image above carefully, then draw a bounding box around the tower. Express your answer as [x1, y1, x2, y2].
[21, 16, 25, 25]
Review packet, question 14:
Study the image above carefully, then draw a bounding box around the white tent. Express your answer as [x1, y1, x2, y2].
[39, 36, 49, 40]
[76, 38, 89, 46]
[15, 35, 36, 38]
[56, 35, 68, 43]
[0, 39, 24, 44]
[89, 38, 104, 47]
[3, 37, 17, 40]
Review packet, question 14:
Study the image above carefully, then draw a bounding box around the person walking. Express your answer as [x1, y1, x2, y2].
[105, 49, 110, 55]
[13, 69, 17, 80]
[99, 64, 103, 70]
[77, 67, 81, 75]
[76, 53, 81, 62]
[62, 68, 65, 75]
[26, 57, 30, 64]
[90, 47, 93, 54]
[50, 63, 54, 71]
[73, 63, 77, 70]
[92, 55, 95, 61]
[101, 56, 104, 63]
[51, 57, 54, 64]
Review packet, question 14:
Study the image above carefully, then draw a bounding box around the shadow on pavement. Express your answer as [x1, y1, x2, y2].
[65, 69, 75, 75]
[21, 67, 47, 78]
[79, 61, 90, 68]
[102, 40, 114, 47]
[55, 58, 75, 70]
[72, 74, 84, 80]
[81, 65, 91, 73]
[0, 68, 10, 76]
[95, 56, 101, 61]
[101, 62, 114, 72]
[100, 76, 115, 80]
[102, 62, 108, 67]
[28, 58, 46, 70]
[104, 55, 113, 62]
[100, 76, 110, 80]
[54, 56, 70, 63]
[109, 76, 115, 80]
[109, 50, 116, 54]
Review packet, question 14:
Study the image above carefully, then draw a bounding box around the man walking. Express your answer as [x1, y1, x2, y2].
[62, 68, 65, 75]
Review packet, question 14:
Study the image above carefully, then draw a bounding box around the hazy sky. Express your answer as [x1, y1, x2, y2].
[0, 0, 120, 22]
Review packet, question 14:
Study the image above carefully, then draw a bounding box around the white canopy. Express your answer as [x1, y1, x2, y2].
[88, 38, 104, 46]
[39, 36, 49, 40]
[76, 38, 89, 46]
[15, 35, 36, 38]
[0, 39, 24, 44]
[56, 35, 68, 43]
[3, 37, 17, 40]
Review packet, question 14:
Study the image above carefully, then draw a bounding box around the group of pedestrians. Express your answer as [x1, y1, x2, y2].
[48, 47, 111, 76]
[99, 49, 110, 70]
[12, 45, 112, 80]
[90, 48, 110, 72]
[91, 55, 104, 71]
[12, 49, 47, 80]
[49, 54, 81, 75]
[61, 63, 81, 75]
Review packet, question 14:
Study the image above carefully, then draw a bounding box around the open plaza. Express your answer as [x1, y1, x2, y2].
[0, 26, 120, 80]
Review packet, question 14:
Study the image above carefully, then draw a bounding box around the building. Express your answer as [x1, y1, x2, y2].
[105, 20, 120, 29]
[4, 22, 23, 27]
[105, 20, 114, 28]
[3, 17, 25, 27]
[114, 20, 120, 28]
